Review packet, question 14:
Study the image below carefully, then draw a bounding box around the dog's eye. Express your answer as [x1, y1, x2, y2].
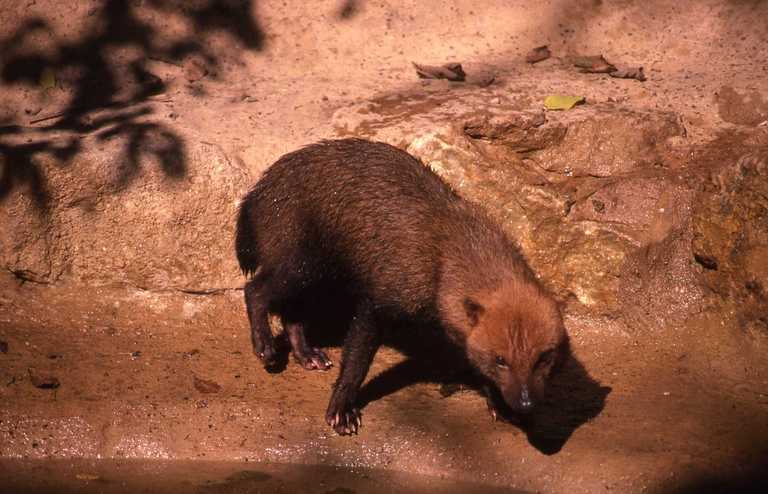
[495, 356, 508, 368]
[535, 349, 555, 369]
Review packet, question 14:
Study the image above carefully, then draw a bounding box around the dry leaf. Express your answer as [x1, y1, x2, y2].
[194, 375, 221, 394]
[28, 369, 60, 389]
[609, 66, 647, 82]
[76, 473, 100, 481]
[573, 55, 616, 73]
[412, 62, 466, 81]
[39, 68, 56, 90]
[526, 45, 551, 64]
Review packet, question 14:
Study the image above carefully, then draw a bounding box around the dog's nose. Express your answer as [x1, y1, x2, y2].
[510, 386, 535, 414]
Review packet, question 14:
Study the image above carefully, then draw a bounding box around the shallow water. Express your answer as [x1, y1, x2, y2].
[0, 459, 527, 494]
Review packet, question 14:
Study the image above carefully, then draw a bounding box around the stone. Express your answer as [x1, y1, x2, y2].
[692, 150, 768, 333]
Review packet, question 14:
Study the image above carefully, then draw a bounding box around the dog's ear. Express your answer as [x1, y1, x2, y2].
[463, 297, 484, 327]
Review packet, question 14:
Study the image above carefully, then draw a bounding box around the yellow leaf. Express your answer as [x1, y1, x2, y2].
[544, 95, 585, 111]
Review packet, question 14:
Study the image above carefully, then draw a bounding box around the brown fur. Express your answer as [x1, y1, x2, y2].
[236, 138, 567, 432]
[462, 280, 565, 412]
[437, 224, 567, 414]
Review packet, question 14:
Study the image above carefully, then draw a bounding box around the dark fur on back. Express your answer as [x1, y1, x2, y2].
[235, 138, 566, 434]
[237, 139, 464, 318]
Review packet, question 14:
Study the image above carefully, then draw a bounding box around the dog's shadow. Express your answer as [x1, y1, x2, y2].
[355, 345, 610, 455]
[281, 295, 610, 455]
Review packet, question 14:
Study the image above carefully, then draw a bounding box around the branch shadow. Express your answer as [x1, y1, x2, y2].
[0, 134, 80, 211]
[0, 0, 265, 211]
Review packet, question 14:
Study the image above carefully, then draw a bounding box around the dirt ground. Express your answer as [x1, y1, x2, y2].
[1, 1, 768, 493]
[1, 276, 766, 493]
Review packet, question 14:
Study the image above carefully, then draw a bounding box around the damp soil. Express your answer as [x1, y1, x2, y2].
[1, 278, 767, 493]
[0, 459, 526, 494]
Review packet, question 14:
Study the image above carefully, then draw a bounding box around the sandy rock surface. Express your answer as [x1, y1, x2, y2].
[1, 1, 767, 493]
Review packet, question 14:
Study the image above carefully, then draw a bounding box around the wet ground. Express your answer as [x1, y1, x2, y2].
[1, 459, 526, 494]
[1, 275, 767, 493]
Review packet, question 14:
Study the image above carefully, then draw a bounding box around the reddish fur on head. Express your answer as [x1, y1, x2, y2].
[468, 279, 565, 413]
[444, 275, 566, 414]
[436, 204, 568, 415]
